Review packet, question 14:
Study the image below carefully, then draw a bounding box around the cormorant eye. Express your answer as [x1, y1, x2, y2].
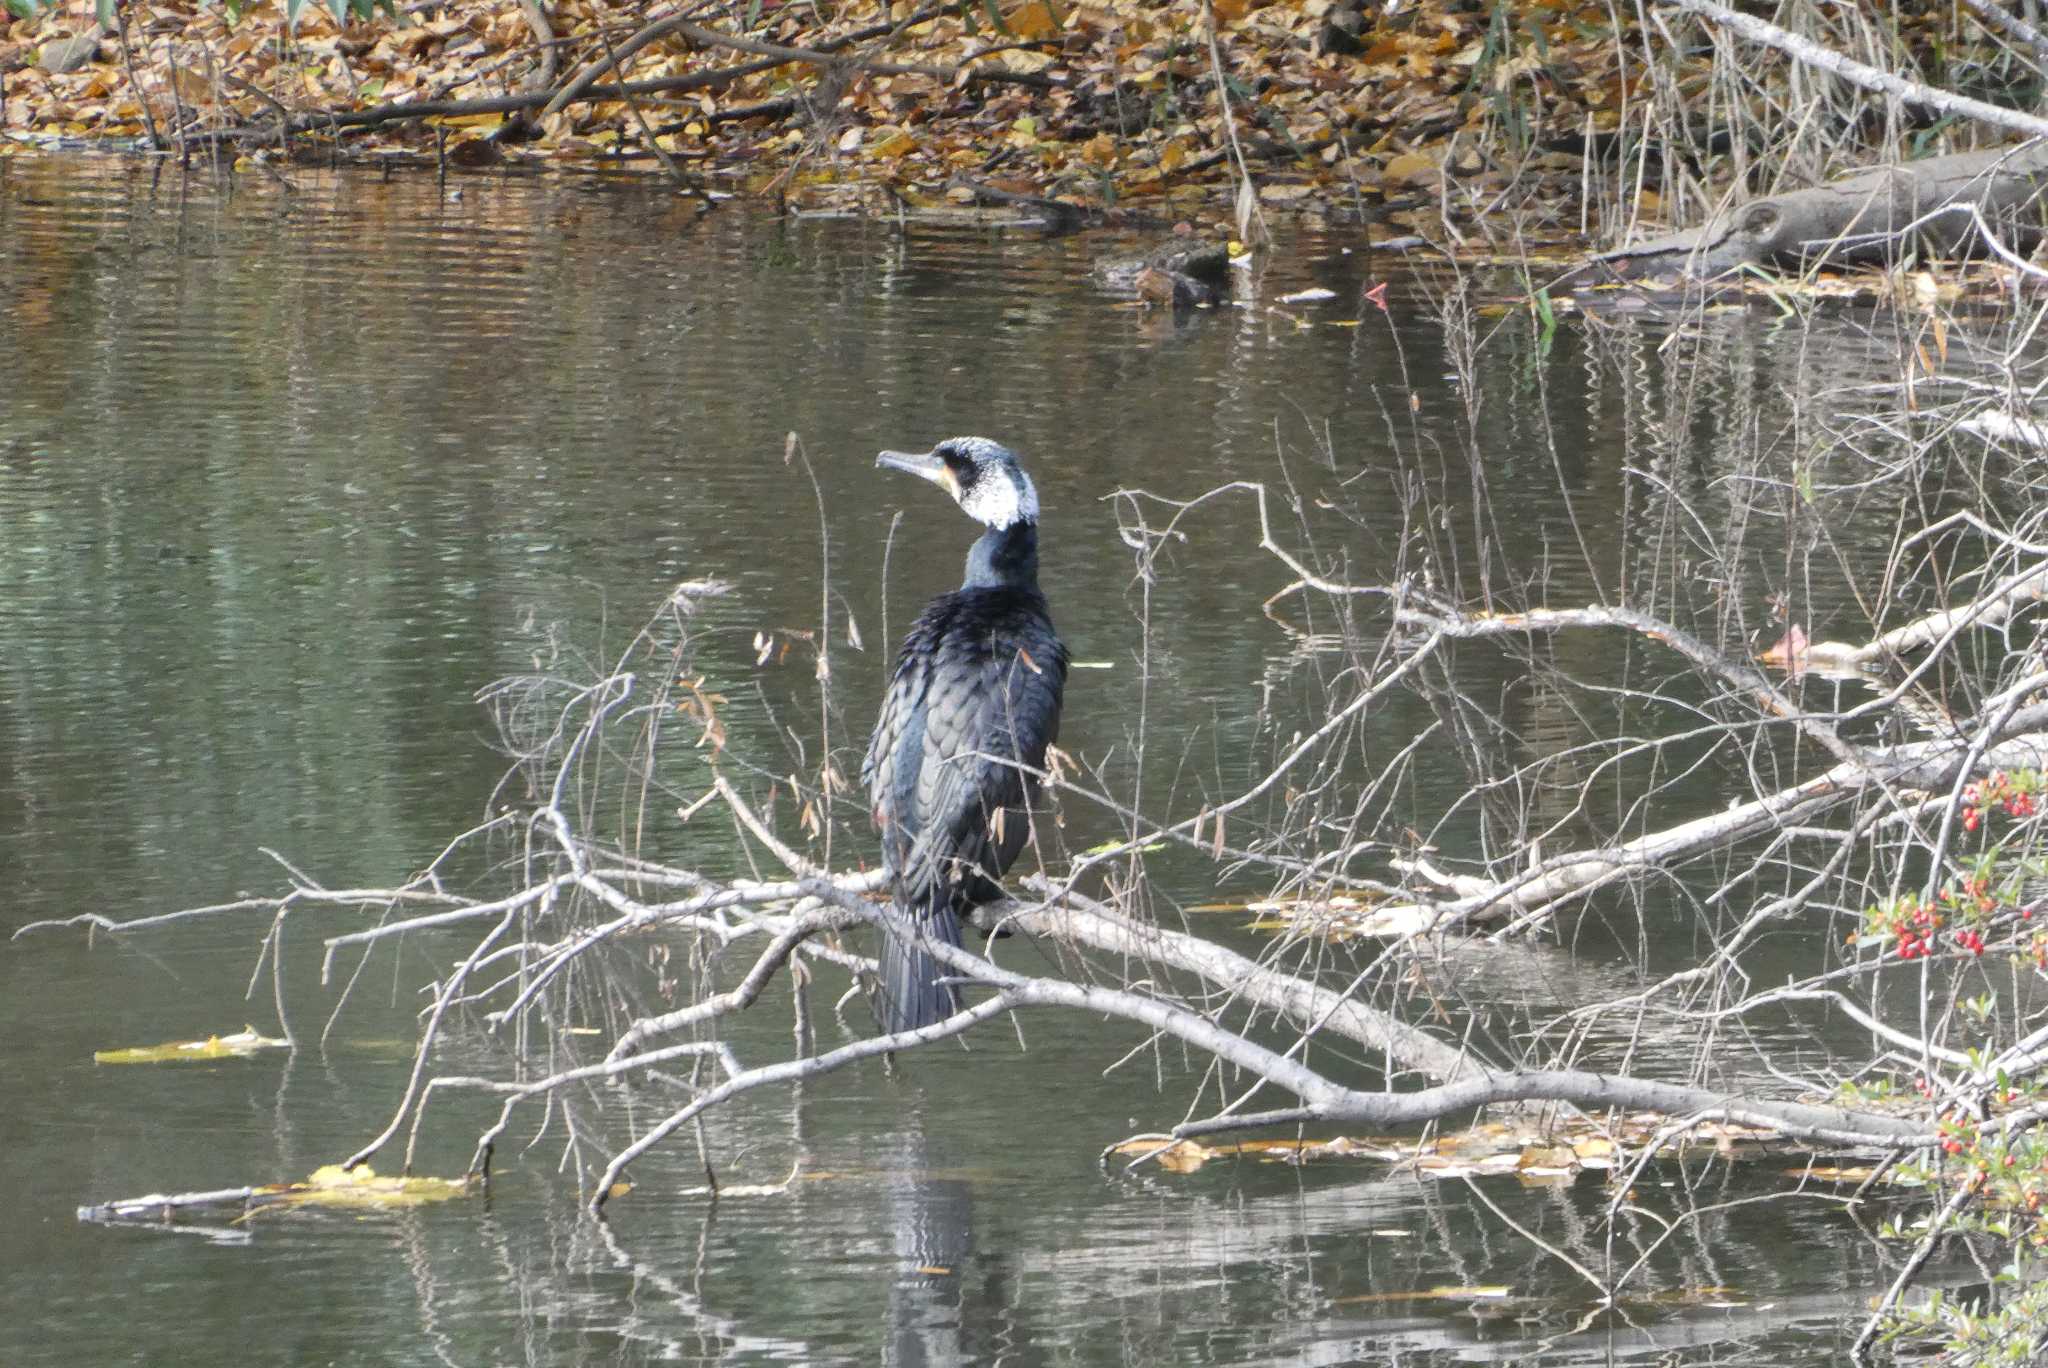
[941, 448, 978, 486]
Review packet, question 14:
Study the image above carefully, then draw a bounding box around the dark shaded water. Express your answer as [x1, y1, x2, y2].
[0, 156, 1953, 1364]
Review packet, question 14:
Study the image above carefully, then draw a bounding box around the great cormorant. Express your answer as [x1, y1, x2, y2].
[863, 437, 1069, 1034]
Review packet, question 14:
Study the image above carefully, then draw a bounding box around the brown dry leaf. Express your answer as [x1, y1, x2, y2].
[166, 65, 215, 103]
[1573, 1136, 1617, 1165]
[1381, 150, 1439, 187]
[1005, 1, 1062, 40]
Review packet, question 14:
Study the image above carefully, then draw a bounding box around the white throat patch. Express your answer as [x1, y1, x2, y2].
[945, 437, 1039, 528]
[962, 464, 1039, 528]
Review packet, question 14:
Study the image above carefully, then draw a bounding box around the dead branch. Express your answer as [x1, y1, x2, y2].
[1377, 713, 2048, 933]
[1169, 1067, 1928, 1148]
[1659, 0, 2048, 140]
[1011, 882, 1482, 1083]
[1961, 0, 2048, 68]
[1395, 594, 1865, 766]
[1851, 559, 2048, 665]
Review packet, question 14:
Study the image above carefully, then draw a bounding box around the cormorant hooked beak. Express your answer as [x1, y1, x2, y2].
[876, 447, 960, 500]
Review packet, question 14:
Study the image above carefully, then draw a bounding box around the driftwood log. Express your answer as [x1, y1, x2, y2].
[1572, 142, 2048, 283]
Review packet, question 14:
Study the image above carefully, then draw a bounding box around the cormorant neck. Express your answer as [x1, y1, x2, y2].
[961, 518, 1039, 590]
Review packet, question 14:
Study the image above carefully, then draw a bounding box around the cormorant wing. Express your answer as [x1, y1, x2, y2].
[866, 604, 1067, 896]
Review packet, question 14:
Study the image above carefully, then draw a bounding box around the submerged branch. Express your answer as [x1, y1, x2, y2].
[1171, 1068, 1929, 1150]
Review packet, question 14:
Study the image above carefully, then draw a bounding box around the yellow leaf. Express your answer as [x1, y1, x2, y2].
[258, 1164, 474, 1211]
[1005, 0, 1060, 40]
[95, 1026, 289, 1064]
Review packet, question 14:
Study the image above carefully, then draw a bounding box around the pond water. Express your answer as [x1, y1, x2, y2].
[0, 155, 1967, 1364]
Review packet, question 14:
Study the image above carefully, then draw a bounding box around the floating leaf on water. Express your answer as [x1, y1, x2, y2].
[256, 1164, 474, 1212]
[1108, 1137, 1217, 1172]
[1517, 1144, 1579, 1171]
[1515, 1167, 1578, 1187]
[94, 1026, 288, 1064]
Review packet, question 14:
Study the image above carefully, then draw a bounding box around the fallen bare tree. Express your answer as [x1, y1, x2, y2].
[23, 281, 2048, 1358]
[21, 560, 1982, 1173]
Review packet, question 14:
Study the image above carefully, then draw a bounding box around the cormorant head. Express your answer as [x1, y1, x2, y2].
[876, 437, 1039, 529]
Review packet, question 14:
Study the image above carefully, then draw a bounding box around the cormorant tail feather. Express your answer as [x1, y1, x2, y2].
[880, 907, 964, 1034]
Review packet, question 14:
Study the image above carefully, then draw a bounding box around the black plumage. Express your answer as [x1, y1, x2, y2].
[863, 437, 1069, 1034]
